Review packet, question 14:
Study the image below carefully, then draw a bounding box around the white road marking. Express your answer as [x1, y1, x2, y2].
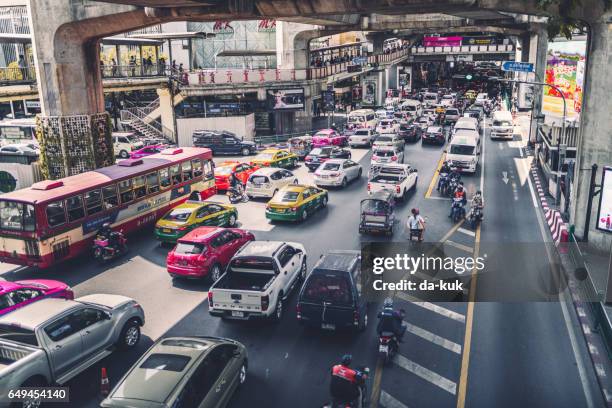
[498, 143, 504, 150]
[393, 354, 457, 395]
[380, 390, 410, 408]
[426, 196, 450, 201]
[480, 119, 486, 198]
[395, 292, 465, 323]
[404, 322, 462, 354]
[458, 227, 476, 237]
[445, 240, 474, 253]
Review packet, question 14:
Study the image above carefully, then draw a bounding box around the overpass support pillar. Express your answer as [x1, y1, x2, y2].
[570, 13, 612, 251]
[366, 32, 387, 54]
[528, 27, 548, 144]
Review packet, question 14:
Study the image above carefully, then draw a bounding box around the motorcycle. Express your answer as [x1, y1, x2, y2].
[93, 231, 127, 263]
[438, 172, 449, 195]
[451, 197, 466, 223]
[379, 332, 399, 364]
[227, 185, 249, 204]
[468, 206, 483, 229]
[324, 367, 370, 408]
[447, 177, 460, 198]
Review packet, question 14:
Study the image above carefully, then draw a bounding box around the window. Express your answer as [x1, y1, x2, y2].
[192, 159, 203, 177]
[133, 175, 146, 199]
[119, 179, 134, 204]
[159, 168, 171, 188]
[269, 171, 281, 181]
[44, 314, 79, 342]
[0, 200, 35, 232]
[206, 204, 223, 214]
[175, 242, 207, 255]
[195, 205, 210, 219]
[85, 190, 103, 215]
[146, 172, 160, 194]
[302, 273, 353, 306]
[102, 185, 118, 209]
[164, 207, 193, 222]
[203, 160, 213, 180]
[140, 353, 191, 372]
[211, 230, 234, 248]
[281, 170, 293, 178]
[170, 164, 182, 184]
[46, 201, 66, 227]
[278, 246, 296, 267]
[7, 288, 42, 304]
[0, 324, 38, 346]
[224, 137, 237, 145]
[71, 308, 105, 330]
[182, 161, 193, 181]
[66, 195, 85, 222]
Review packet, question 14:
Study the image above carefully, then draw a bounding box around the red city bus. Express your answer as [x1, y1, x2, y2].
[0, 147, 215, 268]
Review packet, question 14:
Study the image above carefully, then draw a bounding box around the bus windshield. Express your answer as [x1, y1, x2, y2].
[348, 116, 365, 123]
[0, 200, 35, 232]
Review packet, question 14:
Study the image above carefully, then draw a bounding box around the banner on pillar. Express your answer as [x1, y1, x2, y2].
[363, 80, 376, 105]
[266, 88, 305, 111]
[596, 166, 612, 233]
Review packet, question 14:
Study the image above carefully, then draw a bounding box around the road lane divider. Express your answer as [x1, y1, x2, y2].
[456, 223, 480, 408]
[445, 240, 474, 253]
[370, 357, 385, 408]
[457, 227, 476, 237]
[425, 151, 447, 198]
[396, 292, 466, 323]
[393, 354, 457, 395]
[404, 321, 463, 354]
[380, 390, 410, 408]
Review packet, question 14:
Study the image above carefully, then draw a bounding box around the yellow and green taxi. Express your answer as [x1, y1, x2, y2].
[251, 149, 298, 169]
[155, 201, 238, 243]
[464, 90, 477, 101]
[265, 184, 328, 222]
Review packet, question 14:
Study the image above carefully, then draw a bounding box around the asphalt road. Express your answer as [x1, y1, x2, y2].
[0, 118, 603, 408]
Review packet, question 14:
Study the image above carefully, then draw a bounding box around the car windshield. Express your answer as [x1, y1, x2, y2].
[314, 133, 331, 139]
[354, 130, 369, 136]
[175, 242, 206, 255]
[215, 166, 234, 175]
[380, 121, 393, 126]
[322, 162, 341, 171]
[450, 144, 475, 155]
[140, 353, 191, 372]
[280, 191, 300, 202]
[361, 200, 389, 213]
[256, 153, 275, 160]
[405, 106, 416, 111]
[494, 120, 512, 127]
[302, 273, 353, 306]
[377, 136, 392, 142]
[0, 200, 35, 232]
[348, 116, 364, 123]
[164, 208, 193, 221]
[446, 109, 459, 115]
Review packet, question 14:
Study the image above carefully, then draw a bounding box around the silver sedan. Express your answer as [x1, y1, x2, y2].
[314, 158, 363, 188]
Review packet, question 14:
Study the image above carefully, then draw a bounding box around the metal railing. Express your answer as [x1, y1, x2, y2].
[0, 66, 36, 84]
[540, 123, 579, 148]
[100, 64, 169, 79]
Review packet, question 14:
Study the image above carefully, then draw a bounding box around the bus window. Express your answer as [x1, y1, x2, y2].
[119, 179, 134, 204]
[182, 161, 193, 181]
[133, 175, 146, 199]
[146, 172, 160, 194]
[203, 160, 214, 180]
[170, 164, 182, 184]
[0, 200, 35, 232]
[102, 185, 118, 209]
[66, 196, 85, 222]
[85, 190, 102, 215]
[192, 159, 203, 177]
[159, 168, 171, 188]
[46, 201, 66, 227]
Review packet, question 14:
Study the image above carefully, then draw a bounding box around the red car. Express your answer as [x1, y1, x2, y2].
[312, 129, 348, 147]
[0, 279, 73, 316]
[167, 226, 255, 281]
[129, 144, 167, 159]
[214, 161, 259, 191]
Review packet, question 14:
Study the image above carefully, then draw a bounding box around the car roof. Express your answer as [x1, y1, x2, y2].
[0, 298, 78, 330]
[251, 167, 283, 176]
[178, 226, 223, 243]
[323, 158, 348, 164]
[236, 241, 284, 257]
[108, 337, 227, 404]
[451, 135, 478, 145]
[314, 250, 360, 273]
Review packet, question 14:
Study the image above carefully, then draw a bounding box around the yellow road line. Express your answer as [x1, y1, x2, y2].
[370, 358, 385, 408]
[456, 224, 480, 408]
[425, 152, 447, 198]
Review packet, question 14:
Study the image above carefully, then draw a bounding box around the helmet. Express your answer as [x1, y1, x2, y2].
[383, 297, 394, 309]
[475, 190, 482, 196]
[413, 208, 420, 215]
[102, 223, 111, 229]
[458, 185, 464, 191]
[341, 354, 352, 366]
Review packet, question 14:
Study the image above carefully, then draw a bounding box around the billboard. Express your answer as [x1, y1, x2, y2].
[423, 36, 462, 47]
[597, 166, 612, 233]
[462, 36, 497, 46]
[266, 88, 305, 111]
[363, 80, 376, 105]
[543, 40, 587, 120]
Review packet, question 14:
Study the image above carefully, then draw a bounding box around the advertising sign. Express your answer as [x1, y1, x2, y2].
[266, 88, 305, 111]
[543, 40, 586, 120]
[363, 80, 376, 105]
[423, 36, 462, 47]
[323, 91, 335, 111]
[596, 166, 612, 233]
[502, 61, 534, 73]
[462, 36, 497, 46]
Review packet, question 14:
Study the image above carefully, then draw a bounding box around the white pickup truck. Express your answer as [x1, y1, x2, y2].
[368, 163, 418, 200]
[208, 241, 307, 322]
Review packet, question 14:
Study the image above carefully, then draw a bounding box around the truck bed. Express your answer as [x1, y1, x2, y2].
[214, 271, 275, 292]
[0, 341, 38, 373]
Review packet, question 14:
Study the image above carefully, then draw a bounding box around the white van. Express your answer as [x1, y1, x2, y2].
[446, 133, 480, 173]
[113, 132, 143, 158]
[423, 92, 438, 107]
[347, 109, 378, 130]
[400, 100, 422, 117]
[490, 110, 514, 139]
[453, 117, 479, 136]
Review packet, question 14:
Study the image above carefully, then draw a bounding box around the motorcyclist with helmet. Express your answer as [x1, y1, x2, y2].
[449, 183, 467, 217]
[377, 298, 406, 341]
[469, 190, 484, 220]
[330, 354, 368, 406]
[437, 161, 452, 191]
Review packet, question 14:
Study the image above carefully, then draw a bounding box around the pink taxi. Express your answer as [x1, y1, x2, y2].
[312, 129, 348, 148]
[0, 279, 74, 316]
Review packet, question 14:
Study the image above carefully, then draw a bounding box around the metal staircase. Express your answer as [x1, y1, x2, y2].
[120, 98, 174, 142]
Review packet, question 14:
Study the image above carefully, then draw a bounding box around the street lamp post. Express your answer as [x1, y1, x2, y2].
[489, 77, 567, 208]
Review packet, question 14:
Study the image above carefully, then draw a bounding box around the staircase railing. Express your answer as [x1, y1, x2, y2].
[120, 109, 174, 142]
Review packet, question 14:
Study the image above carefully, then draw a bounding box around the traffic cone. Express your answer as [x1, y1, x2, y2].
[100, 367, 110, 397]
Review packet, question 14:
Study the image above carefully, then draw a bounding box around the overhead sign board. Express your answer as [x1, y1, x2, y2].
[596, 166, 612, 233]
[502, 61, 534, 73]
